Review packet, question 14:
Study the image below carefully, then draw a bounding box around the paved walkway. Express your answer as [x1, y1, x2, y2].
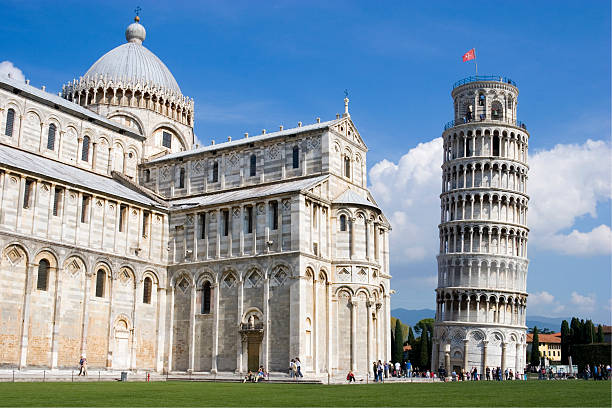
[0, 369, 443, 384]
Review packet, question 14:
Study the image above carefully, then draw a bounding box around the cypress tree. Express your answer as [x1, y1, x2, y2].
[596, 325, 604, 343]
[407, 326, 416, 346]
[585, 320, 594, 344]
[419, 333, 429, 369]
[393, 319, 405, 363]
[560, 320, 570, 364]
[570, 317, 580, 344]
[530, 327, 540, 366]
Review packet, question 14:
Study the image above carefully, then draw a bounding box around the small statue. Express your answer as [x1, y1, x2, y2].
[248, 315, 255, 328]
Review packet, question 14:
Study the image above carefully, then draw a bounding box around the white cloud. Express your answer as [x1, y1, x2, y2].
[368, 137, 442, 265]
[0, 61, 25, 82]
[368, 137, 612, 269]
[570, 291, 596, 312]
[529, 139, 612, 255]
[528, 291, 566, 315]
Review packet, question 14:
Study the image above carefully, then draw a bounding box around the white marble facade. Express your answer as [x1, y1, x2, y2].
[433, 77, 529, 376]
[0, 17, 391, 375]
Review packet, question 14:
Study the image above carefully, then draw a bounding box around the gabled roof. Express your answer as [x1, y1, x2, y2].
[0, 76, 144, 141]
[333, 188, 380, 210]
[171, 175, 329, 209]
[0, 144, 162, 208]
[148, 119, 343, 164]
[526, 333, 561, 344]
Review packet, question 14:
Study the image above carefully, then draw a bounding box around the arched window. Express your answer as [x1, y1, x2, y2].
[491, 101, 503, 120]
[250, 154, 257, 177]
[212, 161, 219, 183]
[478, 93, 485, 106]
[95, 269, 106, 297]
[81, 136, 90, 161]
[143, 276, 152, 304]
[37, 259, 50, 291]
[493, 135, 500, 156]
[179, 167, 185, 188]
[47, 124, 56, 150]
[344, 156, 351, 178]
[201, 281, 211, 314]
[339, 214, 347, 231]
[292, 146, 299, 169]
[5, 108, 15, 136]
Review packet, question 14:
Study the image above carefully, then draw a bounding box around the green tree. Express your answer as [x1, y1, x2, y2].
[414, 318, 434, 369]
[419, 335, 429, 369]
[407, 326, 416, 346]
[560, 320, 570, 364]
[584, 320, 594, 344]
[393, 319, 405, 363]
[570, 318, 582, 344]
[596, 325, 604, 343]
[530, 327, 540, 366]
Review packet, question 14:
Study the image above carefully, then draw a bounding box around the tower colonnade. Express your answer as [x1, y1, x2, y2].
[433, 76, 530, 378]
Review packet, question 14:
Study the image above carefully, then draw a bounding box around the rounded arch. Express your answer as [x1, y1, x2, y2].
[3, 242, 31, 265]
[142, 269, 160, 285]
[112, 313, 133, 332]
[3, 99, 23, 115]
[152, 122, 188, 150]
[33, 248, 59, 268]
[24, 108, 43, 123]
[62, 254, 88, 276]
[242, 307, 263, 324]
[171, 269, 194, 287]
[195, 269, 215, 286]
[107, 111, 145, 135]
[334, 285, 354, 297]
[355, 287, 371, 299]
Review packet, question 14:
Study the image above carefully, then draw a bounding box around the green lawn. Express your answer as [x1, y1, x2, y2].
[0, 380, 609, 407]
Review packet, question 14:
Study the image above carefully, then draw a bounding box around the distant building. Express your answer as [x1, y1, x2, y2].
[526, 333, 561, 363]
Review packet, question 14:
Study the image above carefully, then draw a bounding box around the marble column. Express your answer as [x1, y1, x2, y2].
[211, 283, 220, 373]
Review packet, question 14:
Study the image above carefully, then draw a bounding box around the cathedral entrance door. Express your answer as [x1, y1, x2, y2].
[113, 320, 130, 370]
[247, 341, 260, 372]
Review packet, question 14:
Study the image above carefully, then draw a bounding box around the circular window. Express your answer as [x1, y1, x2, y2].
[128, 152, 133, 158]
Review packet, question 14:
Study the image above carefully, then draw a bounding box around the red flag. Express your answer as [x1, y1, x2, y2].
[462, 48, 476, 62]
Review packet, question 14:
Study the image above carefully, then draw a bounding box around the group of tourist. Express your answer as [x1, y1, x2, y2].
[243, 366, 268, 383]
[288, 358, 304, 379]
[583, 364, 611, 381]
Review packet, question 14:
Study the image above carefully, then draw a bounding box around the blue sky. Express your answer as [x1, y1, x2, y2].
[2, 0, 610, 324]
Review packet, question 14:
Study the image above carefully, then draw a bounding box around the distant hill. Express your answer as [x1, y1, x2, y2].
[525, 316, 570, 332]
[392, 308, 569, 332]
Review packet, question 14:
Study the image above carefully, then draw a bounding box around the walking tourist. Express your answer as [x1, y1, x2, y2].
[485, 366, 491, 380]
[289, 359, 295, 378]
[78, 356, 84, 376]
[295, 357, 303, 378]
[81, 357, 88, 376]
[377, 360, 384, 383]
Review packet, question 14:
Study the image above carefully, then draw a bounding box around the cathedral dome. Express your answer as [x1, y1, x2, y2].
[82, 17, 181, 94]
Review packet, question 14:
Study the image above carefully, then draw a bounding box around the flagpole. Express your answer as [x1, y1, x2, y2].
[475, 61, 478, 77]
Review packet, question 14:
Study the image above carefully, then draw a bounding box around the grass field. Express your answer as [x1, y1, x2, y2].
[0, 380, 609, 407]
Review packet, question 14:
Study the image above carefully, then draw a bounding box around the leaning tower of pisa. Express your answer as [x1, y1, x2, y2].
[432, 75, 530, 378]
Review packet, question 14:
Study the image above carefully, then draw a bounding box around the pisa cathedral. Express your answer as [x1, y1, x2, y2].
[433, 76, 530, 376]
[0, 17, 392, 375]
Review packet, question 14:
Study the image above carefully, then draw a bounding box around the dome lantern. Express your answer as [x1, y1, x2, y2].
[125, 16, 146, 44]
